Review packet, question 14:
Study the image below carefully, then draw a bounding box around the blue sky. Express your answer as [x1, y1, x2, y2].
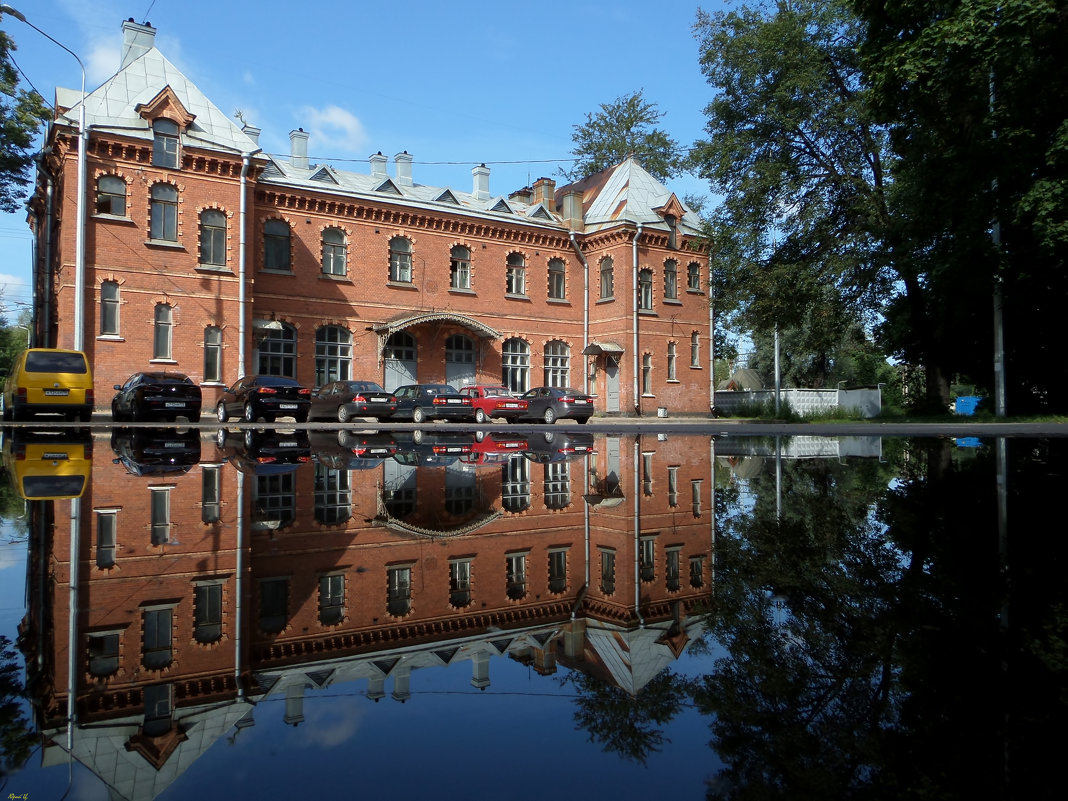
[0, 0, 726, 323]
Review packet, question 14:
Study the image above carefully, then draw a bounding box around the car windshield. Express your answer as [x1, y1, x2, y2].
[25, 352, 88, 374]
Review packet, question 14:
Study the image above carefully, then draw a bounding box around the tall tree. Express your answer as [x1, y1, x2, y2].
[0, 27, 49, 214]
[563, 90, 685, 183]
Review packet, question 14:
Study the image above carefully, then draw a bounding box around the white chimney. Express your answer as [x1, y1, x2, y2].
[289, 129, 309, 170]
[242, 123, 261, 146]
[120, 19, 157, 70]
[370, 151, 387, 179]
[472, 163, 490, 201]
[394, 151, 413, 187]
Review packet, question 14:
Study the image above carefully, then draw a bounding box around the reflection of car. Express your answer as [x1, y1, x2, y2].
[393, 430, 475, 467]
[309, 428, 398, 469]
[110, 427, 202, 476]
[392, 384, 474, 423]
[215, 428, 311, 473]
[462, 431, 530, 467]
[1, 429, 92, 499]
[215, 376, 311, 423]
[1, 348, 94, 422]
[309, 380, 397, 423]
[458, 385, 528, 424]
[111, 371, 202, 423]
[524, 431, 596, 463]
[517, 386, 594, 424]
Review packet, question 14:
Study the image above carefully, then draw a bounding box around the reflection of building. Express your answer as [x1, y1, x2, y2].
[28, 20, 711, 417]
[19, 431, 713, 799]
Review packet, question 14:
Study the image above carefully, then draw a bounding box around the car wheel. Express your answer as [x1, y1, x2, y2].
[543, 407, 557, 424]
[376, 416, 392, 423]
[111, 401, 123, 422]
[243, 403, 256, 423]
[215, 427, 228, 448]
[337, 406, 352, 423]
[412, 429, 424, 444]
[475, 430, 485, 443]
[295, 412, 308, 423]
[576, 416, 588, 425]
[244, 429, 256, 448]
[474, 408, 487, 424]
[337, 430, 353, 448]
[412, 407, 426, 424]
[216, 403, 229, 423]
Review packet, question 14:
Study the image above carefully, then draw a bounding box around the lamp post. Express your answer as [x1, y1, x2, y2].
[1, 5, 87, 351]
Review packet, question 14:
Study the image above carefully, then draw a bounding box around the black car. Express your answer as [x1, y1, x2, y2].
[309, 428, 398, 470]
[392, 384, 474, 423]
[309, 380, 397, 423]
[215, 427, 311, 473]
[215, 376, 311, 423]
[517, 386, 594, 424]
[523, 431, 596, 463]
[111, 371, 202, 423]
[392, 430, 476, 468]
[110, 427, 202, 476]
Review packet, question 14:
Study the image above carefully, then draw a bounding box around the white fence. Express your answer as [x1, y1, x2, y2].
[712, 387, 882, 418]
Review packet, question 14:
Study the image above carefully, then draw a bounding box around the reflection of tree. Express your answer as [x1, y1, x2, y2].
[565, 668, 695, 765]
[0, 477, 29, 543]
[0, 635, 34, 784]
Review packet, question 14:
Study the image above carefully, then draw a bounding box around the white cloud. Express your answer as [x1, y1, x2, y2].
[297, 105, 368, 157]
[300, 698, 364, 748]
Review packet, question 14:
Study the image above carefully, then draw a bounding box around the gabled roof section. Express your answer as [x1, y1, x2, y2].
[134, 85, 195, 128]
[311, 166, 341, 185]
[490, 198, 515, 214]
[374, 178, 403, 195]
[434, 189, 461, 204]
[528, 203, 554, 220]
[653, 193, 687, 222]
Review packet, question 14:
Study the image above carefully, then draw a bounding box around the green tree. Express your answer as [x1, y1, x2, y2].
[0, 635, 34, 782]
[0, 26, 49, 214]
[562, 90, 686, 183]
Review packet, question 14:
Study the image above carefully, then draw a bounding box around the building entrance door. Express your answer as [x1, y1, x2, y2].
[605, 356, 620, 412]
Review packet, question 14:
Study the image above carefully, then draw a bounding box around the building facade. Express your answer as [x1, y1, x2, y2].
[28, 20, 711, 417]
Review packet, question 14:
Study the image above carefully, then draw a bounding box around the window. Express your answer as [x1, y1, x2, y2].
[256, 323, 297, 377]
[388, 566, 412, 617]
[152, 118, 180, 168]
[314, 464, 351, 524]
[692, 479, 703, 517]
[687, 262, 701, 291]
[506, 553, 527, 600]
[547, 258, 565, 299]
[153, 304, 173, 360]
[204, 326, 222, 383]
[150, 183, 178, 241]
[638, 268, 653, 310]
[315, 326, 352, 387]
[548, 549, 567, 594]
[543, 340, 570, 388]
[142, 608, 173, 669]
[544, 463, 571, 510]
[643, 453, 654, 495]
[264, 219, 291, 271]
[199, 209, 226, 266]
[506, 252, 526, 295]
[259, 578, 288, 633]
[88, 632, 120, 677]
[450, 245, 471, 290]
[665, 213, 677, 249]
[322, 227, 346, 276]
[383, 330, 415, 362]
[502, 338, 530, 394]
[143, 684, 173, 737]
[502, 455, 530, 513]
[449, 559, 472, 608]
[667, 466, 679, 507]
[201, 465, 221, 523]
[640, 537, 655, 583]
[100, 281, 119, 336]
[667, 342, 677, 381]
[319, 574, 345, 625]
[150, 487, 172, 544]
[690, 556, 705, 588]
[389, 236, 412, 283]
[96, 175, 126, 216]
[599, 257, 614, 299]
[600, 549, 616, 595]
[664, 259, 678, 300]
[691, 332, 700, 367]
[666, 548, 682, 592]
[254, 473, 296, 529]
[96, 511, 117, 569]
[194, 582, 223, 644]
[642, 354, 653, 395]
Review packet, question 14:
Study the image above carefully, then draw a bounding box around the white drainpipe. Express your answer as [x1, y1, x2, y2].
[632, 224, 643, 415]
[568, 232, 590, 394]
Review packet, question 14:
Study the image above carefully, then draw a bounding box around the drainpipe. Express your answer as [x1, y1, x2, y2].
[632, 224, 643, 415]
[633, 436, 644, 627]
[709, 255, 715, 414]
[235, 470, 245, 698]
[568, 232, 590, 394]
[35, 148, 55, 347]
[239, 153, 253, 377]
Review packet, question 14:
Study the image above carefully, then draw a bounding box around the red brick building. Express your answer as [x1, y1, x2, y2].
[27, 20, 712, 417]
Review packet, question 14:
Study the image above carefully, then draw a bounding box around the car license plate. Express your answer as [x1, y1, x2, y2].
[164, 442, 184, 448]
[573, 399, 589, 404]
[279, 441, 297, 447]
[279, 403, 298, 410]
[370, 396, 387, 402]
[43, 452, 68, 460]
[447, 398, 460, 404]
[165, 401, 185, 408]
[44, 389, 69, 396]
[504, 402, 519, 408]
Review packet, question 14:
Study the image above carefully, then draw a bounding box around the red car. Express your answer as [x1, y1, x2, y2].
[459, 385, 529, 424]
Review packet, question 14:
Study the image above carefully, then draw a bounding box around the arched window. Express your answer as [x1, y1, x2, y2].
[199, 209, 226, 266]
[264, 219, 291, 271]
[389, 236, 412, 282]
[256, 322, 297, 377]
[450, 245, 471, 290]
[204, 326, 222, 382]
[100, 281, 119, 336]
[446, 334, 474, 364]
[322, 227, 346, 276]
[642, 354, 653, 395]
[599, 257, 614, 299]
[506, 252, 526, 295]
[315, 326, 352, 386]
[150, 183, 178, 241]
[502, 338, 530, 393]
[547, 258, 565, 299]
[96, 175, 126, 216]
[543, 340, 570, 388]
[153, 304, 173, 359]
[664, 259, 678, 300]
[384, 331, 416, 361]
[687, 261, 701, 291]
[152, 118, 179, 168]
[638, 268, 653, 310]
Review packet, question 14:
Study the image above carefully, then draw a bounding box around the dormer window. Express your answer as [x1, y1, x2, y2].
[152, 119, 180, 168]
[665, 214, 677, 249]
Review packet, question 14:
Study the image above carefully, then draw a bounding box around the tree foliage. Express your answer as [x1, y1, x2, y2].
[563, 90, 686, 183]
[0, 28, 49, 214]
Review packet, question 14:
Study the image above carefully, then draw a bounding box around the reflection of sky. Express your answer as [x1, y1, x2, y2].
[0, 515, 27, 633]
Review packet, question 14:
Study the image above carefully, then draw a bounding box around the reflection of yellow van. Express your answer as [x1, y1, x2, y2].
[1, 349, 94, 422]
[1, 430, 93, 499]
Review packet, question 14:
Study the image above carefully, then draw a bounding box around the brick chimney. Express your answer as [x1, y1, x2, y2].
[394, 151, 413, 186]
[370, 151, 387, 179]
[532, 177, 556, 209]
[289, 129, 309, 170]
[472, 164, 490, 201]
[120, 19, 156, 70]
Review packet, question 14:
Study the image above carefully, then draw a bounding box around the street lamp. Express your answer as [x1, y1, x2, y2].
[1, 5, 87, 351]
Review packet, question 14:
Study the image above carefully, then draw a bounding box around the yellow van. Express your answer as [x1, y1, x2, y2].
[1, 429, 92, 499]
[1, 349, 94, 422]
